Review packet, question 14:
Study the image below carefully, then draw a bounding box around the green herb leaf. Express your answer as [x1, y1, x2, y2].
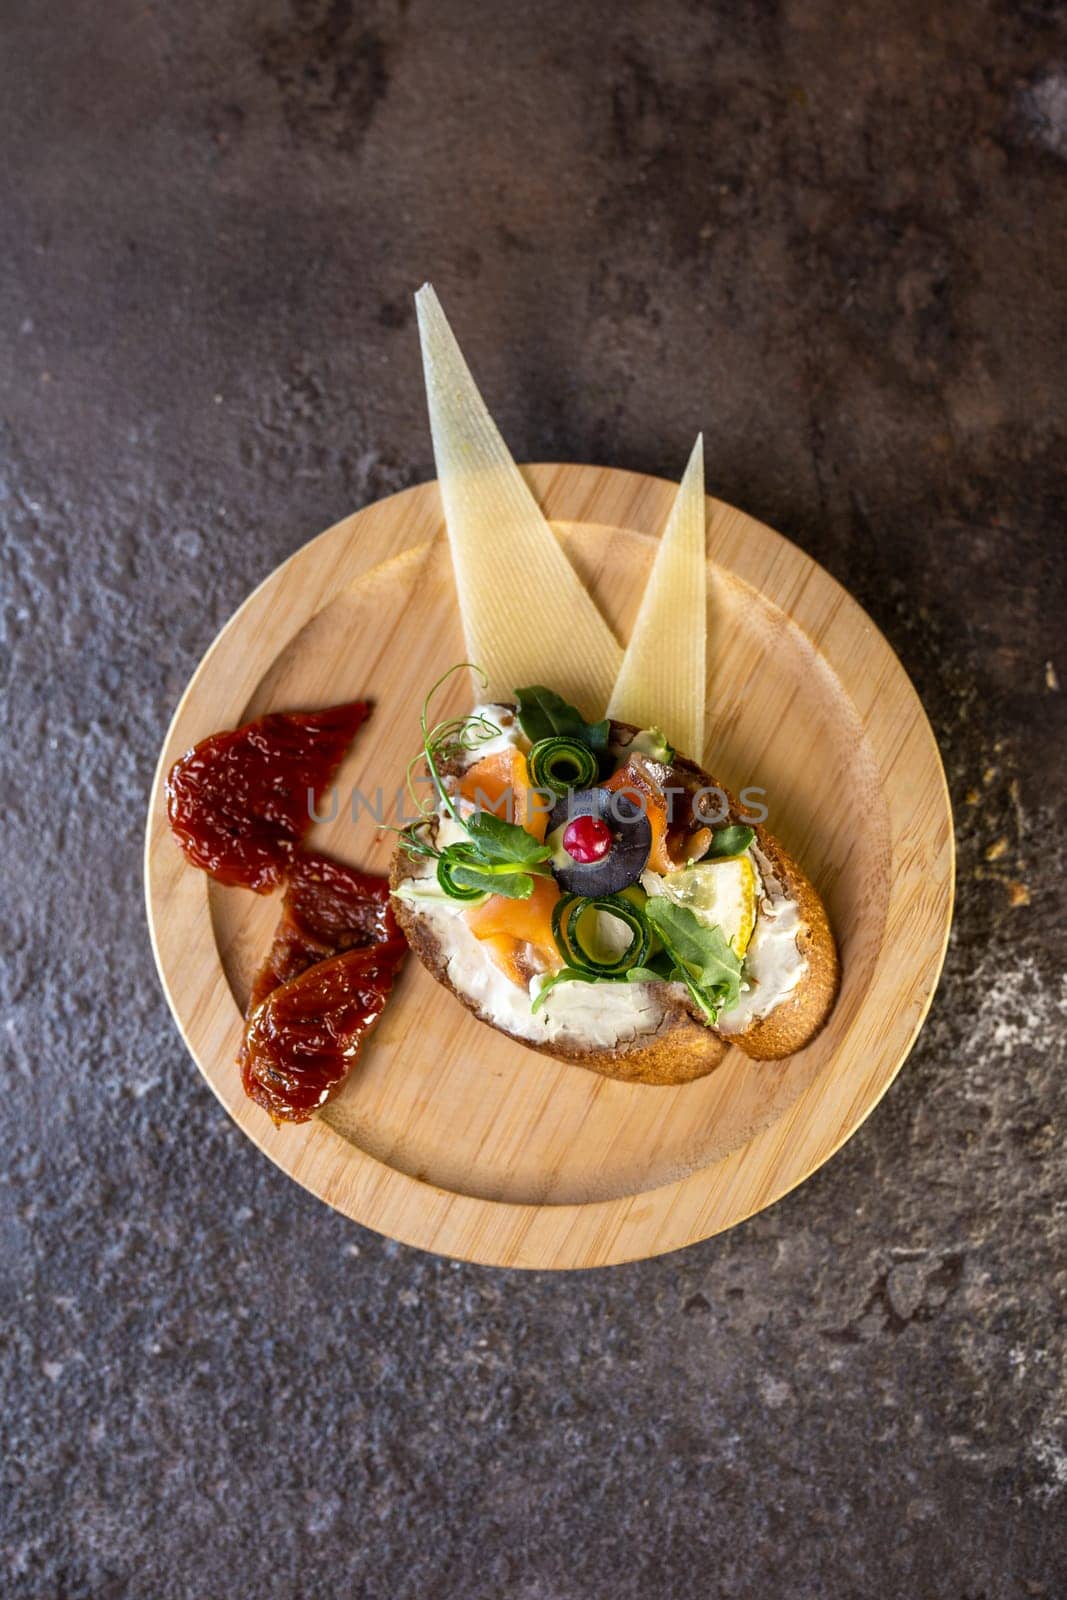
[436, 848, 497, 902]
[464, 811, 553, 866]
[445, 861, 536, 900]
[643, 898, 743, 1023]
[535, 948, 671, 1006]
[530, 968, 594, 1013]
[406, 664, 563, 902]
[652, 946, 677, 977]
[629, 727, 676, 764]
[396, 824, 441, 862]
[393, 877, 489, 909]
[514, 685, 609, 752]
[624, 948, 677, 983]
[416, 661, 491, 830]
[703, 824, 756, 860]
[437, 838, 543, 900]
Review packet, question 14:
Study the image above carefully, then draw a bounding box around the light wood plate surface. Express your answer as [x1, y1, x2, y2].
[144, 465, 954, 1268]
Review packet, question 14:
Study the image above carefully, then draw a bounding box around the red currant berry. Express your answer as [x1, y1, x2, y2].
[562, 815, 614, 863]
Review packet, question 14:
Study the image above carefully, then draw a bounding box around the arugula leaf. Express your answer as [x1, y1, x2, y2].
[643, 898, 742, 1023]
[530, 968, 595, 1012]
[464, 812, 553, 866]
[514, 685, 609, 753]
[624, 966, 664, 984]
[703, 824, 755, 860]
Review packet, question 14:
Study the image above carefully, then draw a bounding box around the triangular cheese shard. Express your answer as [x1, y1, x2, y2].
[415, 284, 621, 716]
[607, 434, 707, 758]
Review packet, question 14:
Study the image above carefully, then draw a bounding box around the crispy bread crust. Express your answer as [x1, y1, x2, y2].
[731, 829, 840, 1060]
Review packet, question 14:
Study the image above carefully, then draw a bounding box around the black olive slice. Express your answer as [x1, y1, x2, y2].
[546, 788, 652, 896]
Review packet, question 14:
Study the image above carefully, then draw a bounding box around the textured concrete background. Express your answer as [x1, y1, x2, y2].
[2, 1, 1066, 1595]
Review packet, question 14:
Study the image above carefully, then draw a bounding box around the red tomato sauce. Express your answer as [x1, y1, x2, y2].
[240, 853, 406, 1122]
[245, 852, 400, 1014]
[165, 700, 369, 892]
[241, 941, 406, 1123]
[165, 700, 408, 1121]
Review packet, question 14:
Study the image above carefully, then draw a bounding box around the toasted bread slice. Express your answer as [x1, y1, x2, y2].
[719, 828, 839, 1060]
[390, 845, 728, 1086]
[391, 716, 838, 1083]
[639, 737, 839, 1062]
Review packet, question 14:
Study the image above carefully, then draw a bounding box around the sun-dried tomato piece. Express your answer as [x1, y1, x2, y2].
[238, 851, 406, 1122]
[246, 852, 400, 1014]
[241, 941, 407, 1123]
[165, 701, 368, 892]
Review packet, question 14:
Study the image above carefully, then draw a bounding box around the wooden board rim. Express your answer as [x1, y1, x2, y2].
[144, 464, 955, 1269]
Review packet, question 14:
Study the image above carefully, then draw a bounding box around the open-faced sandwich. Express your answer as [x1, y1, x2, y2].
[391, 675, 838, 1087]
[162, 283, 841, 1121]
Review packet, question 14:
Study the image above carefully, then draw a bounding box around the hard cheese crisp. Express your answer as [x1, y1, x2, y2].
[415, 284, 622, 716]
[607, 434, 707, 760]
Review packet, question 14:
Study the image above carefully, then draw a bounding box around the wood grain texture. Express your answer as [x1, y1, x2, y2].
[144, 465, 954, 1269]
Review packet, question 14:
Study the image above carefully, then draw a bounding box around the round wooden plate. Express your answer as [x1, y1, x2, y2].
[145, 465, 954, 1269]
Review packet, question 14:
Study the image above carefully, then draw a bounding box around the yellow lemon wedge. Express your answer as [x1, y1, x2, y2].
[646, 856, 758, 956]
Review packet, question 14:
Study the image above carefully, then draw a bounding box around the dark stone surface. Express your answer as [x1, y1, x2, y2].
[2, 1, 1065, 1595]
